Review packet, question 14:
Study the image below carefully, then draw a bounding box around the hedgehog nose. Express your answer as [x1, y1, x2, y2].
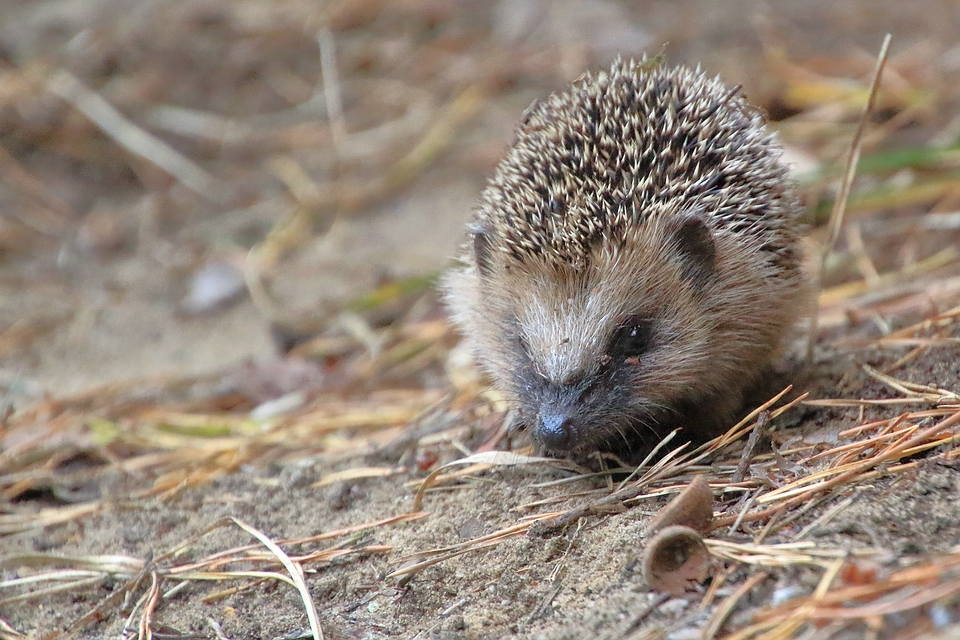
[537, 412, 574, 450]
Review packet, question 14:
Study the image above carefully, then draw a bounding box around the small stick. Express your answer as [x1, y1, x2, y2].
[318, 28, 347, 152]
[732, 411, 768, 483]
[728, 487, 762, 536]
[701, 571, 769, 640]
[137, 571, 161, 640]
[46, 70, 231, 204]
[807, 34, 892, 361]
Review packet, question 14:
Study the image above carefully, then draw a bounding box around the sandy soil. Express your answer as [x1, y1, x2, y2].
[2, 1, 960, 639]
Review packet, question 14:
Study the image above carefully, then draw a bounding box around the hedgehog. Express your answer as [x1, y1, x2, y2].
[441, 58, 806, 457]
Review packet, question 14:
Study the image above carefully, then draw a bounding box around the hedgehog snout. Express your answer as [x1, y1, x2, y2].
[537, 410, 575, 451]
[530, 383, 589, 452]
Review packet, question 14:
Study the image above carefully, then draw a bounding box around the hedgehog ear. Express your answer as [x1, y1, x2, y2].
[669, 213, 716, 289]
[472, 225, 495, 278]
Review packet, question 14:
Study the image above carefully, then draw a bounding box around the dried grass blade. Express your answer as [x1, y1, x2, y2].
[137, 571, 160, 640]
[45, 70, 230, 203]
[808, 579, 960, 620]
[313, 466, 403, 487]
[802, 397, 937, 407]
[281, 512, 428, 546]
[230, 518, 324, 640]
[755, 560, 844, 639]
[0, 553, 142, 575]
[413, 452, 575, 511]
[883, 303, 960, 339]
[0, 503, 104, 536]
[172, 571, 297, 588]
[0, 616, 32, 640]
[706, 571, 768, 639]
[387, 513, 558, 581]
[0, 576, 103, 606]
[0, 570, 106, 590]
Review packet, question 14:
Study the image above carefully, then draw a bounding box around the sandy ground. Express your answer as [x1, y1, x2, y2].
[2, 1, 960, 639]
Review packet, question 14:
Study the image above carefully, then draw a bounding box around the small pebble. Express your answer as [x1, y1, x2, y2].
[250, 392, 306, 420]
[182, 258, 246, 314]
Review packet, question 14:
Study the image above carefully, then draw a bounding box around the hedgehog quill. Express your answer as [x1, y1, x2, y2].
[442, 58, 805, 457]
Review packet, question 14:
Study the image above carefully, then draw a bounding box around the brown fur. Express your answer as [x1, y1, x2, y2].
[442, 58, 806, 456]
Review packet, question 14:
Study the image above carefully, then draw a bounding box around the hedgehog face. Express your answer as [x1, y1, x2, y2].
[515, 311, 661, 453]
[501, 213, 731, 454]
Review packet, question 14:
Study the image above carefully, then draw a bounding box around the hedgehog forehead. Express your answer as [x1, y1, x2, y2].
[514, 266, 642, 384]
[516, 286, 609, 384]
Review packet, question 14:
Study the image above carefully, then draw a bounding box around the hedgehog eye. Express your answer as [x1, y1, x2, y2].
[609, 318, 654, 361]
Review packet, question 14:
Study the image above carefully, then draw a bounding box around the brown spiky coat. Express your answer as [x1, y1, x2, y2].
[443, 59, 805, 455]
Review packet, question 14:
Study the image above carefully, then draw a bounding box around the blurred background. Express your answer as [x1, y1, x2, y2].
[0, 0, 957, 401]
